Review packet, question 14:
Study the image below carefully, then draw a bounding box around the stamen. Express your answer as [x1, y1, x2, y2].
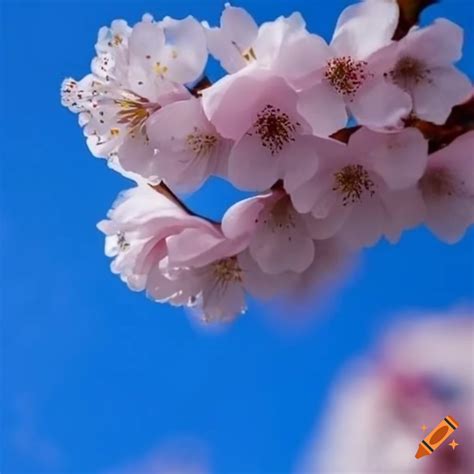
[154, 62, 169, 77]
[231, 41, 257, 63]
[116, 232, 130, 251]
[242, 47, 257, 62]
[115, 95, 159, 136]
[250, 105, 299, 155]
[186, 129, 218, 157]
[333, 164, 375, 205]
[325, 56, 368, 96]
[386, 56, 432, 90]
[212, 257, 242, 284]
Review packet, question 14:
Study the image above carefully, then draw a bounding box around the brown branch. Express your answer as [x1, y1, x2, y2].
[405, 96, 474, 153]
[392, 0, 438, 40]
[189, 76, 213, 97]
[330, 125, 361, 144]
[149, 182, 219, 224]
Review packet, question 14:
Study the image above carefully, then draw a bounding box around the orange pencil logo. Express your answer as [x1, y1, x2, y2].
[415, 415, 459, 459]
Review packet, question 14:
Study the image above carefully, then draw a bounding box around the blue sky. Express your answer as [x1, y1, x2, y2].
[1, 1, 473, 473]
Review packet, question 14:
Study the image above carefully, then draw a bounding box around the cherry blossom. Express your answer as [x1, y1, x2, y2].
[419, 131, 474, 243]
[97, 185, 216, 291]
[373, 19, 472, 124]
[148, 222, 294, 322]
[204, 5, 329, 83]
[61, 14, 207, 174]
[202, 73, 319, 191]
[296, 0, 412, 136]
[139, 98, 232, 191]
[290, 127, 428, 248]
[221, 189, 315, 274]
[147, 250, 290, 323]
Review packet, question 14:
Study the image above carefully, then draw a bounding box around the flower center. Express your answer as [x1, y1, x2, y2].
[387, 56, 431, 90]
[107, 34, 124, 47]
[115, 95, 158, 137]
[186, 130, 218, 157]
[212, 257, 242, 284]
[250, 105, 299, 155]
[419, 168, 457, 197]
[325, 56, 368, 96]
[333, 164, 375, 205]
[154, 62, 169, 78]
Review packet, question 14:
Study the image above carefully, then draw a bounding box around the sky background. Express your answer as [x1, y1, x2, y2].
[1, 0, 473, 473]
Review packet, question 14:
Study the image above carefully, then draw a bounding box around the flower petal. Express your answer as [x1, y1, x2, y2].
[297, 81, 348, 137]
[227, 133, 280, 191]
[348, 127, 428, 190]
[331, 0, 399, 59]
[249, 211, 315, 274]
[349, 78, 412, 129]
[402, 19, 465, 67]
[412, 66, 472, 124]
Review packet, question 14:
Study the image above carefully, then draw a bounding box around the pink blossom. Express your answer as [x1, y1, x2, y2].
[61, 15, 207, 177]
[419, 132, 474, 243]
[148, 223, 294, 322]
[221, 189, 315, 274]
[134, 98, 232, 192]
[290, 127, 428, 248]
[296, 0, 412, 135]
[97, 185, 215, 291]
[204, 5, 328, 83]
[373, 19, 472, 124]
[202, 73, 319, 191]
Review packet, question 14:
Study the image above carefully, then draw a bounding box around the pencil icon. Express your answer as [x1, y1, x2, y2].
[415, 415, 459, 459]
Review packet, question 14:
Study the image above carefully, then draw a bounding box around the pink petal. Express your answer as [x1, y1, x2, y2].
[424, 194, 474, 244]
[238, 251, 294, 299]
[402, 19, 464, 67]
[429, 131, 474, 195]
[412, 67, 472, 124]
[331, 0, 399, 59]
[349, 78, 412, 129]
[281, 135, 320, 193]
[166, 227, 229, 268]
[117, 136, 157, 180]
[348, 127, 428, 190]
[338, 195, 386, 248]
[271, 33, 332, 84]
[227, 133, 280, 191]
[161, 16, 208, 84]
[221, 192, 277, 240]
[297, 81, 348, 137]
[220, 5, 259, 51]
[249, 214, 315, 274]
[305, 204, 349, 240]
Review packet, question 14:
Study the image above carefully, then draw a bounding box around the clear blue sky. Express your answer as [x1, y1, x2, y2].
[1, 1, 473, 473]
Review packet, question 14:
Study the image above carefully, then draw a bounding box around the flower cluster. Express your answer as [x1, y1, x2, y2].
[62, 1, 473, 322]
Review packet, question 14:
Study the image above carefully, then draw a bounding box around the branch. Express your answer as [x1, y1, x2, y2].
[392, 0, 438, 40]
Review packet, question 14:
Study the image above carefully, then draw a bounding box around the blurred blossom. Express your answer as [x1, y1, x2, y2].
[298, 310, 474, 473]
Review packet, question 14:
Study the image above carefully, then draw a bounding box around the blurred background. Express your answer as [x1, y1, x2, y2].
[1, 0, 473, 473]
